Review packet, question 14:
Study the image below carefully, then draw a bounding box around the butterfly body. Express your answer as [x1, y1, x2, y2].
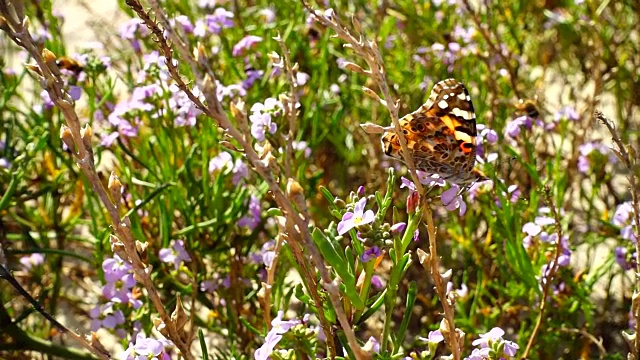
[381, 78, 486, 185]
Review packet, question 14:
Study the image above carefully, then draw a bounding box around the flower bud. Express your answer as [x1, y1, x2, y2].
[59, 125, 75, 152]
[407, 191, 419, 214]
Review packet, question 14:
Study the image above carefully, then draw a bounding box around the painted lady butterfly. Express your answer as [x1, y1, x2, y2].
[381, 78, 487, 185]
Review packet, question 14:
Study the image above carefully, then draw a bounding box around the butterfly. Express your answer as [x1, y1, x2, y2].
[381, 78, 487, 186]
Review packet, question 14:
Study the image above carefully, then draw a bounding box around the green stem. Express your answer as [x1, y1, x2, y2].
[354, 258, 375, 322]
[381, 208, 423, 352]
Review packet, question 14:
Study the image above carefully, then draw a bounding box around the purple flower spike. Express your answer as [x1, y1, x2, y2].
[337, 197, 375, 235]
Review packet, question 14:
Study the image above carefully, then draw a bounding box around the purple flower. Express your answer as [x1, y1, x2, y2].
[204, 8, 234, 34]
[467, 327, 521, 359]
[472, 327, 505, 348]
[578, 141, 617, 174]
[441, 185, 467, 216]
[209, 152, 233, 172]
[400, 177, 417, 193]
[122, 333, 172, 360]
[19, 253, 45, 270]
[337, 197, 375, 235]
[238, 195, 261, 230]
[522, 222, 541, 236]
[68, 86, 82, 101]
[292, 141, 311, 158]
[249, 98, 283, 141]
[390, 222, 406, 235]
[172, 15, 194, 33]
[40, 90, 54, 110]
[296, 72, 310, 86]
[361, 246, 381, 262]
[613, 202, 634, 227]
[364, 336, 381, 353]
[446, 282, 469, 298]
[251, 97, 284, 115]
[258, 8, 276, 23]
[90, 302, 126, 337]
[503, 339, 520, 356]
[119, 19, 148, 52]
[613, 202, 637, 242]
[158, 239, 192, 270]
[168, 85, 203, 127]
[371, 275, 384, 289]
[232, 35, 263, 57]
[428, 330, 444, 344]
[554, 106, 579, 122]
[208, 152, 249, 184]
[250, 240, 276, 268]
[255, 311, 301, 360]
[250, 112, 277, 141]
[102, 273, 137, 305]
[242, 69, 264, 89]
[505, 115, 533, 139]
[103, 255, 132, 282]
[615, 247, 630, 270]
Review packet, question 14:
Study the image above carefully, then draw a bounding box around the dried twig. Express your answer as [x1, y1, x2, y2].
[123, 0, 363, 357]
[417, 205, 464, 360]
[0, 1, 186, 358]
[301, 2, 425, 195]
[596, 110, 640, 358]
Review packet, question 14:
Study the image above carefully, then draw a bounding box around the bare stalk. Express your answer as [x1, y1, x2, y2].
[274, 34, 300, 179]
[0, 1, 194, 358]
[301, 1, 425, 195]
[417, 204, 463, 360]
[596, 110, 640, 358]
[124, 0, 362, 357]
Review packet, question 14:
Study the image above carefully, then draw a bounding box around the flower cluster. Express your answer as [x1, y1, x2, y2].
[158, 240, 192, 270]
[254, 312, 303, 360]
[208, 151, 249, 185]
[613, 202, 638, 270]
[522, 208, 572, 285]
[466, 327, 519, 360]
[193, 8, 234, 37]
[19, 253, 44, 270]
[90, 256, 142, 338]
[401, 172, 470, 216]
[121, 333, 173, 360]
[249, 98, 284, 141]
[577, 141, 617, 174]
[238, 195, 261, 230]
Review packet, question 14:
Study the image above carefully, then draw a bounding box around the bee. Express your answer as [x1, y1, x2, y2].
[55, 56, 84, 74]
[515, 97, 540, 118]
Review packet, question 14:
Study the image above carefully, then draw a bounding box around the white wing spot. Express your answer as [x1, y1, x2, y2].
[438, 100, 449, 109]
[457, 92, 467, 100]
[443, 94, 450, 100]
[452, 107, 472, 119]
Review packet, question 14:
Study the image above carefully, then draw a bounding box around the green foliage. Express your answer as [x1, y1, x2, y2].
[0, 0, 639, 359]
